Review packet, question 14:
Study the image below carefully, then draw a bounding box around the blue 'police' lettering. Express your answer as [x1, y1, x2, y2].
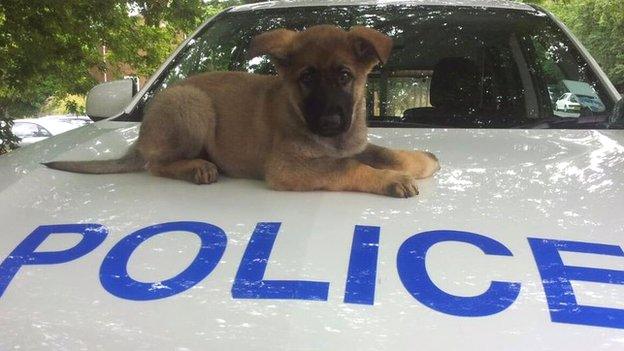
[344, 225, 380, 305]
[6, 219, 624, 333]
[528, 237, 624, 329]
[231, 222, 329, 300]
[100, 221, 226, 301]
[0, 224, 107, 297]
[397, 230, 521, 316]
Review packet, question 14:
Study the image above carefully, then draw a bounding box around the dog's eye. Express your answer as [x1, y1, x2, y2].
[299, 69, 316, 85]
[338, 69, 352, 85]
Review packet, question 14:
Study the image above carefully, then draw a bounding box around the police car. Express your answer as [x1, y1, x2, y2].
[1, 0, 624, 350]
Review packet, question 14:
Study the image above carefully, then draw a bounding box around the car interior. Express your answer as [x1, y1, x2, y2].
[366, 23, 529, 128]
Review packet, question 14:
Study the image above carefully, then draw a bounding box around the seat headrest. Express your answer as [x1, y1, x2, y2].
[430, 57, 481, 111]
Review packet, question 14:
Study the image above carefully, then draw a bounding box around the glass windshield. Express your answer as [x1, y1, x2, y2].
[127, 4, 616, 129]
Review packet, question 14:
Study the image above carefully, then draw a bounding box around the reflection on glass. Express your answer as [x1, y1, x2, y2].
[130, 5, 615, 129]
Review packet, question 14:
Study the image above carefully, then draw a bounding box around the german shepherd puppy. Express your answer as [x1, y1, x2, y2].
[45, 25, 439, 198]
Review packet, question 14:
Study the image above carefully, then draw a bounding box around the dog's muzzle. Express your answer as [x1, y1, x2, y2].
[316, 113, 347, 137]
[302, 91, 353, 137]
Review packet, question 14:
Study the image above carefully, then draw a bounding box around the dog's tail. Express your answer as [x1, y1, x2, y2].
[43, 146, 145, 174]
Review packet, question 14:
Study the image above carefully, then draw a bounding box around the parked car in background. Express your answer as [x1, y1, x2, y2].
[11, 118, 84, 147]
[556, 92, 607, 114]
[40, 114, 93, 127]
[555, 92, 582, 112]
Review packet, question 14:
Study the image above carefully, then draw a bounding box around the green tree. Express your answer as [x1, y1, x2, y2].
[0, 0, 239, 153]
[523, 0, 624, 88]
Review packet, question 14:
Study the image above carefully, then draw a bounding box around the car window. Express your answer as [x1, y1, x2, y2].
[37, 125, 52, 137]
[527, 28, 608, 120]
[125, 5, 616, 129]
[12, 123, 40, 138]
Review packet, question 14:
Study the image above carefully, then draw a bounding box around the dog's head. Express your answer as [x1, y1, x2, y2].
[248, 25, 392, 137]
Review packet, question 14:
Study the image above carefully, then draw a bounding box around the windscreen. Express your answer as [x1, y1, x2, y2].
[128, 5, 616, 129]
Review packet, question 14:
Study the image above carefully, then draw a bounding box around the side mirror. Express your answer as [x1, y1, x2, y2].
[608, 97, 624, 127]
[86, 79, 137, 121]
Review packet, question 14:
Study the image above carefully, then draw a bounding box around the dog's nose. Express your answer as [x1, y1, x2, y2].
[319, 114, 343, 132]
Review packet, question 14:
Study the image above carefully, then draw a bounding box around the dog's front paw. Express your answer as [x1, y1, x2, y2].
[192, 160, 219, 184]
[384, 172, 419, 198]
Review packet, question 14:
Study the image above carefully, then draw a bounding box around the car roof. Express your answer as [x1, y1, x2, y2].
[229, 0, 535, 12]
[12, 118, 77, 134]
[14, 116, 85, 123]
[12, 118, 42, 124]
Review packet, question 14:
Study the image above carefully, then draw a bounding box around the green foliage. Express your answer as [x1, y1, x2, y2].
[40, 94, 87, 115]
[555, 0, 624, 87]
[0, 116, 19, 154]
[0, 0, 238, 151]
[522, 0, 624, 88]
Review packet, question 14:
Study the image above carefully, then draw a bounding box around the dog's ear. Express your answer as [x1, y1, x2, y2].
[248, 29, 297, 66]
[348, 26, 393, 66]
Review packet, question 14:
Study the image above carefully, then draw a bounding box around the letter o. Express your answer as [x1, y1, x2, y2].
[100, 221, 226, 301]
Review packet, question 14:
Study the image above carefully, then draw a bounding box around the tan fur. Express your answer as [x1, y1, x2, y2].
[45, 25, 440, 198]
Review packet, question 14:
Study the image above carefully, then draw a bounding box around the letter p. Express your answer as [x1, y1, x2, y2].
[0, 224, 107, 297]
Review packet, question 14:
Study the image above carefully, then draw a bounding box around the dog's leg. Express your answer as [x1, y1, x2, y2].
[136, 85, 220, 184]
[266, 157, 420, 198]
[355, 144, 440, 179]
[148, 159, 219, 184]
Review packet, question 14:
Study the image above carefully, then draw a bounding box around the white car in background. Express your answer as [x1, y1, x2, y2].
[556, 92, 607, 113]
[40, 114, 93, 127]
[1, 1, 623, 350]
[11, 118, 83, 147]
[555, 92, 583, 112]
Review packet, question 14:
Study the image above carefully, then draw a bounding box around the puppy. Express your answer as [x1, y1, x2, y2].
[45, 25, 439, 198]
